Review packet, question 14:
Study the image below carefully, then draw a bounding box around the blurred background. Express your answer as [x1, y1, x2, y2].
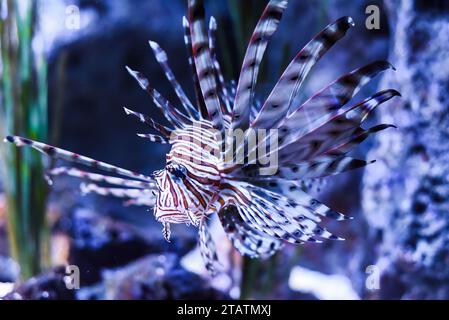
[0, 0, 448, 300]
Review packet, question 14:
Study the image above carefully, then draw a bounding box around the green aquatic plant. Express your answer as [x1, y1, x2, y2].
[0, 0, 49, 279]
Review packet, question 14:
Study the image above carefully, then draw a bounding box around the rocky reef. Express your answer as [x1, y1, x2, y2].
[362, 0, 449, 299]
[3, 209, 225, 300]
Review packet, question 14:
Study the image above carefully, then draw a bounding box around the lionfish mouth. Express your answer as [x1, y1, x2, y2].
[155, 205, 202, 225]
[155, 211, 181, 221]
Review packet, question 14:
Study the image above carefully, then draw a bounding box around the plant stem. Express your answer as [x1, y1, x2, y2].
[0, 0, 49, 280]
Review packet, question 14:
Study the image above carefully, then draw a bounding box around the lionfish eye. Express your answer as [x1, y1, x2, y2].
[167, 164, 187, 180]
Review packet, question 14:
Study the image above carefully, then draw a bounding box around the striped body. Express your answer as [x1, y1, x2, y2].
[6, 0, 399, 275]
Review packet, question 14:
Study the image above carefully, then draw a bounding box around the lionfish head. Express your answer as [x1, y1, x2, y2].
[153, 123, 222, 226]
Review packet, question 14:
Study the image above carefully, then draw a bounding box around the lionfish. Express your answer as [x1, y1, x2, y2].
[6, 0, 399, 274]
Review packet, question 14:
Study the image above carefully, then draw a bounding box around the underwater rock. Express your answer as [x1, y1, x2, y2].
[57, 208, 196, 285]
[102, 254, 229, 300]
[2, 255, 227, 300]
[3, 266, 75, 300]
[75, 283, 105, 300]
[288, 265, 360, 300]
[362, 0, 449, 299]
[0, 256, 19, 283]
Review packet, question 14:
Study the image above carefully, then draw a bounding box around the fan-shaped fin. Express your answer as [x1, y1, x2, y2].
[247, 179, 352, 221]
[247, 183, 345, 239]
[188, 0, 224, 134]
[80, 182, 155, 207]
[148, 41, 198, 119]
[231, 0, 288, 132]
[218, 205, 282, 258]
[280, 157, 374, 180]
[182, 16, 208, 118]
[236, 156, 374, 181]
[5, 135, 154, 182]
[208, 16, 232, 115]
[126, 66, 191, 128]
[162, 222, 171, 242]
[48, 167, 156, 189]
[80, 182, 153, 199]
[323, 123, 396, 158]
[288, 60, 394, 126]
[220, 181, 343, 244]
[123, 107, 172, 138]
[276, 89, 400, 163]
[198, 219, 220, 276]
[252, 16, 355, 130]
[136, 133, 170, 144]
